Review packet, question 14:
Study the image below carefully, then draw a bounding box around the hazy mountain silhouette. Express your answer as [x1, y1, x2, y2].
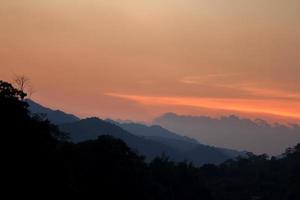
[108, 120, 244, 157]
[26, 100, 242, 164]
[26, 99, 80, 124]
[154, 113, 300, 155]
[107, 120, 199, 144]
[59, 118, 190, 161]
[60, 118, 235, 165]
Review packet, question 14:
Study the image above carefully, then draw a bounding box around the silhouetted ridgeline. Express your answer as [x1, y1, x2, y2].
[27, 99, 243, 165]
[1, 80, 300, 199]
[59, 118, 242, 165]
[26, 99, 80, 124]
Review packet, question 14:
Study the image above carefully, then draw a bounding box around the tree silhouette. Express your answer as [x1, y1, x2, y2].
[1, 80, 68, 196]
[13, 75, 34, 97]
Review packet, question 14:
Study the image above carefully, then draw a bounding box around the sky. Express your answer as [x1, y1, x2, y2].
[1, 0, 300, 123]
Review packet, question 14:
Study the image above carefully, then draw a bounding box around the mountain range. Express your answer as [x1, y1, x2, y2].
[154, 113, 300, 155]
[27, 99, 244, 165]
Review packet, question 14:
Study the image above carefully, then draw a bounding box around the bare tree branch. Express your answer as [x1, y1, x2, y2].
[13, 75, 35, 97]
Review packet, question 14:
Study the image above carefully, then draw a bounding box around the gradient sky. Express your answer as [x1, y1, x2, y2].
[1, 0, 300, 123]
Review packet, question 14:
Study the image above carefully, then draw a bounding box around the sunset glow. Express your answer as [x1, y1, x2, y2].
[107, 93, 300, 121]
[1, 0, 300, 123]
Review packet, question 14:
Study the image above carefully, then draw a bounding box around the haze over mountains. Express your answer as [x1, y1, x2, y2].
[27, 99, 300, 156]
[155, 113, 300, 155]
[27, 99, 244, 165]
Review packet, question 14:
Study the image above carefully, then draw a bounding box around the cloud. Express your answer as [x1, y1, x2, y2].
[180, 74, 300, 101]
[106, 93, 300, 120]
[244, 87, 300, 101]
[180, 73, 240, 85]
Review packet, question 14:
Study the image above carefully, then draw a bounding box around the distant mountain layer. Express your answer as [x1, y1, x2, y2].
[110, 120, 245, 159]
[26, 100, 243, 165]
[60, 118, 186, 161]
[60, 118, 243, 165]
[107, 120, 200, 152]
[26, 99, 80, 124]
[107, 120, 198, 142]
[60, 118, 239, 165]
[154, 113, 300, 155]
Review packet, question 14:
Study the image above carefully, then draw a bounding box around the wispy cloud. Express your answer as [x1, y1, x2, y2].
[180, 74, 300, 101]
[244, 87, 300, 100]
[180, 73, 240, 85]
[106, 93, 300, 120]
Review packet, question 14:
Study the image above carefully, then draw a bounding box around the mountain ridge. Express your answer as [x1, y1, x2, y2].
[26, 99, 80, 124]
[60, 117, 241, 165]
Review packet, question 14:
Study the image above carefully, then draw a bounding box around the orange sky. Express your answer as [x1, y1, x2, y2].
[1, 0, 300, 123]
